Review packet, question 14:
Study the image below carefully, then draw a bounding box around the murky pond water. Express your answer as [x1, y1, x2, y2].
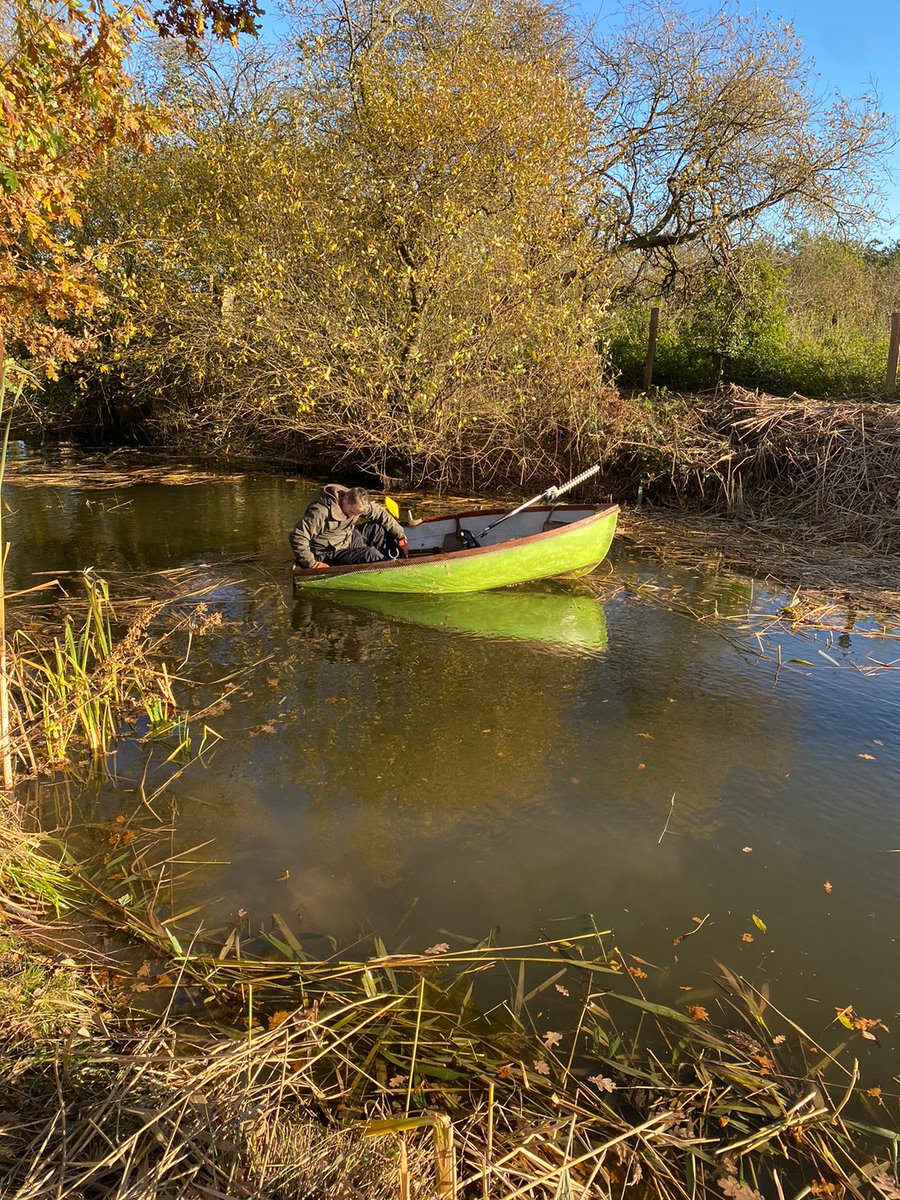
[6, 447, 900, 1075]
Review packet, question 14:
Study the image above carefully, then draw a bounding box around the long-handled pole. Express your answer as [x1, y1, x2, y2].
[475, 463, 601, 541]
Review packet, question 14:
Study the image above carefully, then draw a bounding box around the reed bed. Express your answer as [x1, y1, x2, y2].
[2, 910, 899, 1200]
[616, 507, 900, 621]
[0, 566, 240, 781]
[636, 386, 900, 554]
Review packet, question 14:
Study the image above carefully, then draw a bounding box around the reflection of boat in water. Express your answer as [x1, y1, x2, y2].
[298, 586, 608, 653]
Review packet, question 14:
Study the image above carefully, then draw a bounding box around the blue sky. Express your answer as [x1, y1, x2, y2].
[743, 0, 900, 237]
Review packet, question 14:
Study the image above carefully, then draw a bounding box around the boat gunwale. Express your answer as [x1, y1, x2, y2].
[291, 503, 619, 582]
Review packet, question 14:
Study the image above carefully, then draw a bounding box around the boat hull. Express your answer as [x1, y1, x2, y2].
[292, 504, 618, 594]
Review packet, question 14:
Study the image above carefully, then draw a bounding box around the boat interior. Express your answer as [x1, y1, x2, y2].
[401, 505, 599, 555]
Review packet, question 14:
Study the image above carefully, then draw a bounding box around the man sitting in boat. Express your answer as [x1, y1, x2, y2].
[290, 485, 408, 570]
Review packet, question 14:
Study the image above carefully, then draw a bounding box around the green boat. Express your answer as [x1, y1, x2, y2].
[291, 503, 618, 594]
[309, 586, 609, 652]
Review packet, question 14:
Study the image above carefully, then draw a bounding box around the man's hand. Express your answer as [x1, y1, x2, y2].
[397, 538, 409, 558]
[311, 561, 330, 570]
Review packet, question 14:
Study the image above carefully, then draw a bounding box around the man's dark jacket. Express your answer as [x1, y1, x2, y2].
[289, 484, 404, 568]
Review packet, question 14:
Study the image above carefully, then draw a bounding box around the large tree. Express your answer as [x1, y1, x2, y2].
[0, 0, 261, 375]
[585, 3, 894, 283]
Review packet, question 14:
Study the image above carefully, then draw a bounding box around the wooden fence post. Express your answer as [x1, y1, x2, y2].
[643, 306, 660, 391]
[886, 312, 900, 398]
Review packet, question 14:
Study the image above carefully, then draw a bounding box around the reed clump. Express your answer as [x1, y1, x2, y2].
[1, 870, 899, 1200]
[630, 386, 900, 555]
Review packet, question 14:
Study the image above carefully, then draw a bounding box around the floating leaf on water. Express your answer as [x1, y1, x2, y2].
[268, 1010, 290, 1029]
[858, 753, 876, 760]
[742, 846, 753, 853]
[824, 880, 833, 893]
[741, 933, 754, 943]
[424, 942, 449, 955]
[534, 1059, 550, 1075]
[773, 1034, 786, 1045]
[686, 1005, 710, 1022]
[542, 1031, 562, 1049]
[835, 1006, 855, 1030]
[751, 914, 767, 933]
[637, 763, 646, 770]
[555, 984, 569, 996]
[587, 1074, 616, 1092]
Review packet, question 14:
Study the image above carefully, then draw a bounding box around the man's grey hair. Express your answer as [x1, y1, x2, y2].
[344, 486, 371, 514]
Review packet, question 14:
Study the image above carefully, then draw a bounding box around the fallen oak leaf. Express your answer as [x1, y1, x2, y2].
[588, 1074, 616, 1092]
[824, 881, 832, 894]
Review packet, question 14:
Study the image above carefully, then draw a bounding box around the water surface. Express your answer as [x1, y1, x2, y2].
[6, 447, 900, 1076]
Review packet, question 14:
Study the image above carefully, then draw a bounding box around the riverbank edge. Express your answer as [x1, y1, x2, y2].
[616, 508, 900, 620]
[15, 377, 900, 618]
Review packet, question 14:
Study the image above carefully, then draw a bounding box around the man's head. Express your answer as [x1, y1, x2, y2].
[339, 486, 371, 519]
